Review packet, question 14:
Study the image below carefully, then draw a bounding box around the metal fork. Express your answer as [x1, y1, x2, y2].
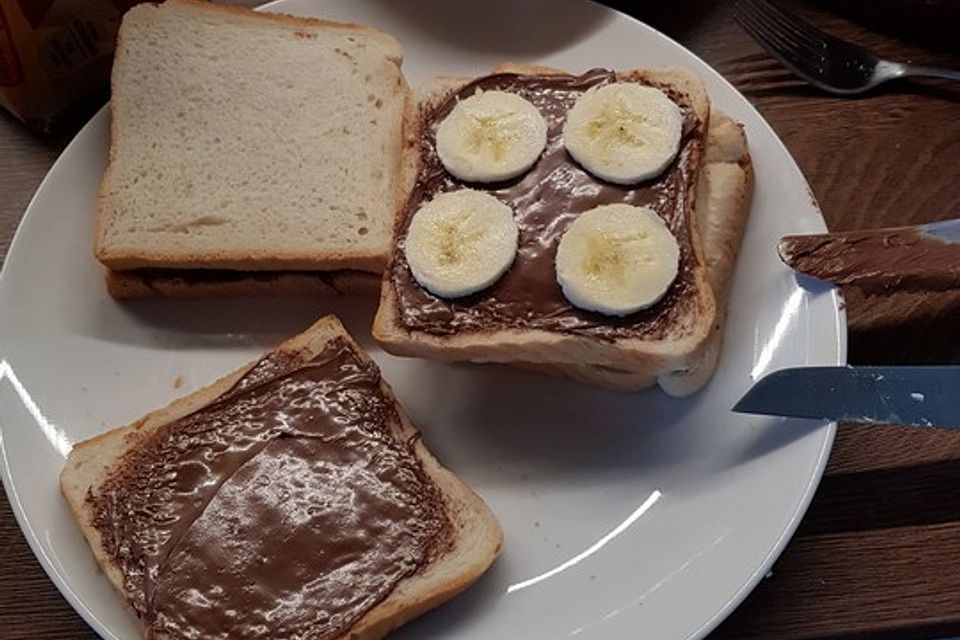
[735, 0, 960, 95]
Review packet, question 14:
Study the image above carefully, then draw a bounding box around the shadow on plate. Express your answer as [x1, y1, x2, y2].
[380, 340, 824, 485]
[365, 0, 612, 57]
[731, 417, 829, 471]
[76, 294, 814, 482]
[605, 0, 728, 41]
[400, 358, 720, 483]
[388, 559, 509, 640]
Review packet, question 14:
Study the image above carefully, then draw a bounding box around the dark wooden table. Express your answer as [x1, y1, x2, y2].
[3, 1, 960, 638]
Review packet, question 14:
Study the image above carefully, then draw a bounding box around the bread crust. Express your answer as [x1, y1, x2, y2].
[60, 315, 502, 640]
[143, 0, 407, 44]
[373, 65, 717, 373]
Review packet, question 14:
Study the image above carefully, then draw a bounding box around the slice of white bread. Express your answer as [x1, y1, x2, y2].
[373, 65, 716, 374]
[96, 0, 411, 273]
[60, 315, 502, 640]
[105, 268, 382, 299]
[533, 114, 753, 394]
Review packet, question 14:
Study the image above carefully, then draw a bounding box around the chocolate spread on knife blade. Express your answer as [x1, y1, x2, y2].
[779, 228, 960, 293]
[88, 339, 452, 640]
[391, 70, 706, 338]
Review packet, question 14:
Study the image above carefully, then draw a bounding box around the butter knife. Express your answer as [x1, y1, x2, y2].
[778, 218, 960, 293]
[733, 366, 960, 428]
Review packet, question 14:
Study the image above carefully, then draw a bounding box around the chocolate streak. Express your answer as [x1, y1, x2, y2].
[779, 228, 960, 293]
[89, 339, 452, 640]
[391, 70, 706, 339]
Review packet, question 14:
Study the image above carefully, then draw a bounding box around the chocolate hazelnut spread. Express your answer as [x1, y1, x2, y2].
[89, 339, 452, 640]
[779, 227, 960, 293]
[391, 70, 706, 339]
[126, 268, 370, 287]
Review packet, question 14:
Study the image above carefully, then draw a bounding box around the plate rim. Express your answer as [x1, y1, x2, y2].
[0, 1, 848, 639]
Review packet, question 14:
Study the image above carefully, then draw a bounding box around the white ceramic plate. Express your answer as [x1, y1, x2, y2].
[0, 1, 845, 639]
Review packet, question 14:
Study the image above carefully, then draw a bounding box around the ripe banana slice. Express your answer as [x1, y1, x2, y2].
[435, 90, 548, 183]
[405, 189, 519, 298]
[556, 204, 680, 316]
[563, 83, 683, 184]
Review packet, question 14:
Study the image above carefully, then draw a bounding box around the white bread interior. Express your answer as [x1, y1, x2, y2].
[96, 0, 411, 274]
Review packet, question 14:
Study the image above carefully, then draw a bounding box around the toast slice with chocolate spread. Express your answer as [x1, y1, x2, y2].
[60, 315, 502, 640]
[373, 64, 739, 392]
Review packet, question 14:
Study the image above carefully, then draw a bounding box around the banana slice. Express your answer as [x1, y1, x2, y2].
[405, 189, 519, 298]
[435, 90, 548, 183]
[562, 83, 683, 184]
[556, 204, 680, 316]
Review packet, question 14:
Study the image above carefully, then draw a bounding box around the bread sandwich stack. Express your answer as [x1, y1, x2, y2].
[373, 63, 753, 394]
[97, 0, 410, 298]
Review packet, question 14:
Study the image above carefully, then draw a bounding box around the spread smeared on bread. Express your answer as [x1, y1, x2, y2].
[89, 338, 452, 639]
[61, 316, 502, 640]
[390, 69, 707, 340]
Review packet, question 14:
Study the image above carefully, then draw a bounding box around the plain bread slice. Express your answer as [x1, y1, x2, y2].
[96, 0, 410, 273]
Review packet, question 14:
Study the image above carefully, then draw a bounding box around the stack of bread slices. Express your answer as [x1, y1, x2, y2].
[97, 0, 409, 298]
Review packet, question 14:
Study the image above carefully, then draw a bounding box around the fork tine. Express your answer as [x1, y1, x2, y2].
[738, 0, 883, 94]
[735, 6, 821, 79]
[737, 23, 815, 80]
[746, 0, 831, 49]
[737, 0, 824, 61]
[735, 5, 799, 58]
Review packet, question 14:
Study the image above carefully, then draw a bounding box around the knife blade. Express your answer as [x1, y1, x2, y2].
[733, 366, 960, 428]
[778, 218, 960, 293]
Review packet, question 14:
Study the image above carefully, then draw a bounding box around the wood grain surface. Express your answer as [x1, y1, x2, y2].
[2, 1, 960, 638]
